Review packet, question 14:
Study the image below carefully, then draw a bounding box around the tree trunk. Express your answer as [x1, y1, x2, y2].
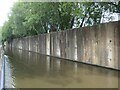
[70, 17, 75, 28]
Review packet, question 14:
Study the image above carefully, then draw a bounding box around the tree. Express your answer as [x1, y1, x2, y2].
[2, 21, 13, 43]
[1, 2, 119, 43]
[73, 2, 120, 27]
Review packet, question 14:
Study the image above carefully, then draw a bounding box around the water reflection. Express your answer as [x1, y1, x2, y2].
[5, 48, 119, 88]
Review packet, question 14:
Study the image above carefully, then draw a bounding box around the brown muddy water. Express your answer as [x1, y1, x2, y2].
[4, 48, 119, 88]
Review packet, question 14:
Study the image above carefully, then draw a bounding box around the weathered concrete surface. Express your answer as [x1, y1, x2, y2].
[8, 21, 120, 70]
[0, 46, 4, 88]
[0, 47, 2, 84]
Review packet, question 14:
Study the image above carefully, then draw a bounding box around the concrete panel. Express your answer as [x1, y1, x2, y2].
[46, 33, 50, 55]
[76, 29, 84, 62]
[59, 31, 67, 58]
[52, 32, 61, 57]
[50, 33, 54, 56]
[9, 21, 120, 70]
[66, 29, 77, 60]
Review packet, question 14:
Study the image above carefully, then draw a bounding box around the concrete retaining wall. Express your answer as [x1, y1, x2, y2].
[8, 21, 120, 70]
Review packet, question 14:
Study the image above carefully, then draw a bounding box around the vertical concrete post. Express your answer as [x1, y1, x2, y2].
[46, 33, 50, 55]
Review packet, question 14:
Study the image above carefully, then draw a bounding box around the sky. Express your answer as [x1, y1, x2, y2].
[0, 0, 16, 26]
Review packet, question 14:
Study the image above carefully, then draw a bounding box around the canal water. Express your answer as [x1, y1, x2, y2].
[4, 48, 119, 88]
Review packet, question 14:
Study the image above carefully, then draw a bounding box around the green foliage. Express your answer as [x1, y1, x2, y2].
[2, 21, 13, 43]
[1, 2, 119, 43]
